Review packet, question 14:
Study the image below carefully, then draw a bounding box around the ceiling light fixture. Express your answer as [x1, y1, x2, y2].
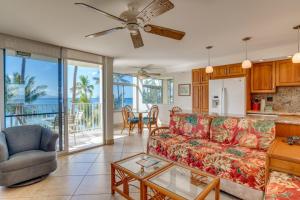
[292, 25, 300, 63]
[205, 46, 213, 73]
[242, 37, 252, 69]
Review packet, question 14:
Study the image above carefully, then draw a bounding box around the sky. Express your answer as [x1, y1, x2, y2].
[5, 54, 101, 103]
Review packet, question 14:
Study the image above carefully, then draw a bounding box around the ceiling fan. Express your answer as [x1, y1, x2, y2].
[131, 65, 162, 79]
[74, 0, 185, 48]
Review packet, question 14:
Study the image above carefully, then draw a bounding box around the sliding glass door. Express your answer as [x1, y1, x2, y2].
[66, 60, 103, 151]
[4, 49, 63, 150]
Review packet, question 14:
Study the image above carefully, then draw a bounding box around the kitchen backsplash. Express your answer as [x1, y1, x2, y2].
[252, 87, 300, 113]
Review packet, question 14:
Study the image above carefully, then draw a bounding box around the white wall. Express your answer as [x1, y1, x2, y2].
[113, 70, 192, 126]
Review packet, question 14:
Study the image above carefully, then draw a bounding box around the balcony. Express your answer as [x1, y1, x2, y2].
[5, 102, 103, 151]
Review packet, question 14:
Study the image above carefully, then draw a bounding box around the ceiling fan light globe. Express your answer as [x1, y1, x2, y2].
[292, 52, 300, 63]
[205, 66, 213, 73]
[144, 25, 152, 32]
[242, 59, 252, 69]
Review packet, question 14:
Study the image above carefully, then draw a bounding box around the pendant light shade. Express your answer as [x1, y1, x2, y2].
[205, 46, 213, 73]
[242, 59, 252, 69]
[292, 25, 300, 64]
[205, 66, 213, 73]
[242, 37, 252, 69]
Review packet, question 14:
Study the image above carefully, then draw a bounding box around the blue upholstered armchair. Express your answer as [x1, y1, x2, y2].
[0, 125, 58, 186]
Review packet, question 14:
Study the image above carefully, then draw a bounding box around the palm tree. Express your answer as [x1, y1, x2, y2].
[24, 76, 47, 103]
[71, 66, 78, 114]
[76, 75, 94, 103]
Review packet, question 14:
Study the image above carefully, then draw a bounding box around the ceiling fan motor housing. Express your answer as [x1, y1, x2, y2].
[126, 23, 139, 35]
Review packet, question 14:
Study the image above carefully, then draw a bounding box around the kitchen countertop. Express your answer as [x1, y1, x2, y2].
[207, 112, 300, 125]
[247, 110, 300, 116]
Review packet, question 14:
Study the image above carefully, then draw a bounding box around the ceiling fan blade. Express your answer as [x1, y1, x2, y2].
[85, 27, 124, 38]
[130, 30, 144, 48]
[75, 3, 126, 23]
[148, 73, 161, 76]
[137, 0, 174, 22]
[144, 24, 185, 40]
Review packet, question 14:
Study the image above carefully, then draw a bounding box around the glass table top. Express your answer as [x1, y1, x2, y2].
[148, 165, 215, 199]
[115, 153, 170, 178]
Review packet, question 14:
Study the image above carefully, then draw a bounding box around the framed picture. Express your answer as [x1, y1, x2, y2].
[178, 84, 191, 96]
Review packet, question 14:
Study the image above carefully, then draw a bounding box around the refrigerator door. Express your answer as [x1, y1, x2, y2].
[223, 77, 246, 115]
[209, 79, 223, 114]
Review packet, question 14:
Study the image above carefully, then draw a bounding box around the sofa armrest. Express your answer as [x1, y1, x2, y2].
[40, 127, 59, 152]
[0, 132, 9, 162]
[150, 127, 170, 136]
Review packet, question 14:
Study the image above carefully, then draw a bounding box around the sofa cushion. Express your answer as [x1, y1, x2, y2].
[168, 139, 267, 191]
[210, 117, 239, 144]
[148, 132, 191, 157]
[235, 119, 275, 150]
[0, 150, 56, 173]
[169, 113, 211, 139]
[3, 125, 42, 155]
[265, 171, 300, 200]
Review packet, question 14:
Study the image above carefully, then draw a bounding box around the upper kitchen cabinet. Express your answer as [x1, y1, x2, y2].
[192, 69, 200, 84]
[212, 65, 227, 79]
[192, 68, 210, 84]
[212, 64, 246, 79]
[226, 63, 247, 77]
[251, 61, 276, 93]
[276, 59, 300, 86]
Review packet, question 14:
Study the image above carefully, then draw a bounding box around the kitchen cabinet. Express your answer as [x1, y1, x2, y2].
[212, 65, 227, 78]
[251, 61, 276, 93]
[192, 85, 201, 113]
[200, 84, 209, 112]
[276, 59, 300, 86]
[212, 64, 246, 79]
[192, 68, 210, 113]
[192, 69, 200, 84]
[226, 63, 247, 76]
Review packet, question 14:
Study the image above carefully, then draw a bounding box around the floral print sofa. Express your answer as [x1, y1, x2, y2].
[265, 171, 300, 200]
[147, 113, 276, 200]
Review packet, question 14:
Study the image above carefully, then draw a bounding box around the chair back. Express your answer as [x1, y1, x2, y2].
[171, 106, 182, 113]
[148, 105, 159, 123]
[122, 106, 131, 126]
[2, 125, 42, 155]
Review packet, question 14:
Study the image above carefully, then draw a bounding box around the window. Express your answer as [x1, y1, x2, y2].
[142, 79, 163, 104]
[113, 73, 136, 111]
[167, 79, 174, 104]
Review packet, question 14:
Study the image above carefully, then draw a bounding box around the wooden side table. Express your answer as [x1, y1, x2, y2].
[267, 137, 300, 180]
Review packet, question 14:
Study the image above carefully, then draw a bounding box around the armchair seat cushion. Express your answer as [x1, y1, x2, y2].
[265, 171, 300, 200]
[168, 139, 267, 191]
[143, 117, 155, 124]
[128, 117, 139, 123]
[148, 133, 191, 157]
[0, 150, 56, 173]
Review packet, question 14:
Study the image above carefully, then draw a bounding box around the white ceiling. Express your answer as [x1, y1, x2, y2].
[0, 0, 300, 73]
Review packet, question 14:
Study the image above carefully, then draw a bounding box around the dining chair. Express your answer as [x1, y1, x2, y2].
[121, 105, 139, 135]
[143, 105, 159, 133]
[171, 106, 183, 113]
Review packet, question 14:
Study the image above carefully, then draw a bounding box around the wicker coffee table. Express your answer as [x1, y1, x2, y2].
[111, 153, 172, 200]
[143, 164, 220, 200]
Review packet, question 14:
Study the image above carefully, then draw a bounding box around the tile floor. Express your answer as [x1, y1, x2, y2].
[0, 129, 238, 200]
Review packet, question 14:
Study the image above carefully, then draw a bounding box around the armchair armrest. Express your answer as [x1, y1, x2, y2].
[40, 127, 59, 152]
[0, 132, 9, 162]
[149, 126, 170, 136]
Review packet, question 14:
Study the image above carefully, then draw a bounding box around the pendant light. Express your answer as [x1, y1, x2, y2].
[242, 37, 252, 69]
[205, 46, 213, 73]
[292, 25, 300, 63]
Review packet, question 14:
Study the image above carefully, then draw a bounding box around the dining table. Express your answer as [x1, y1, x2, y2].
[133, 111, 149, 134]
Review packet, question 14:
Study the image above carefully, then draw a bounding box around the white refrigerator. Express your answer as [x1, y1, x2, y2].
[209, 77, 246, 115]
